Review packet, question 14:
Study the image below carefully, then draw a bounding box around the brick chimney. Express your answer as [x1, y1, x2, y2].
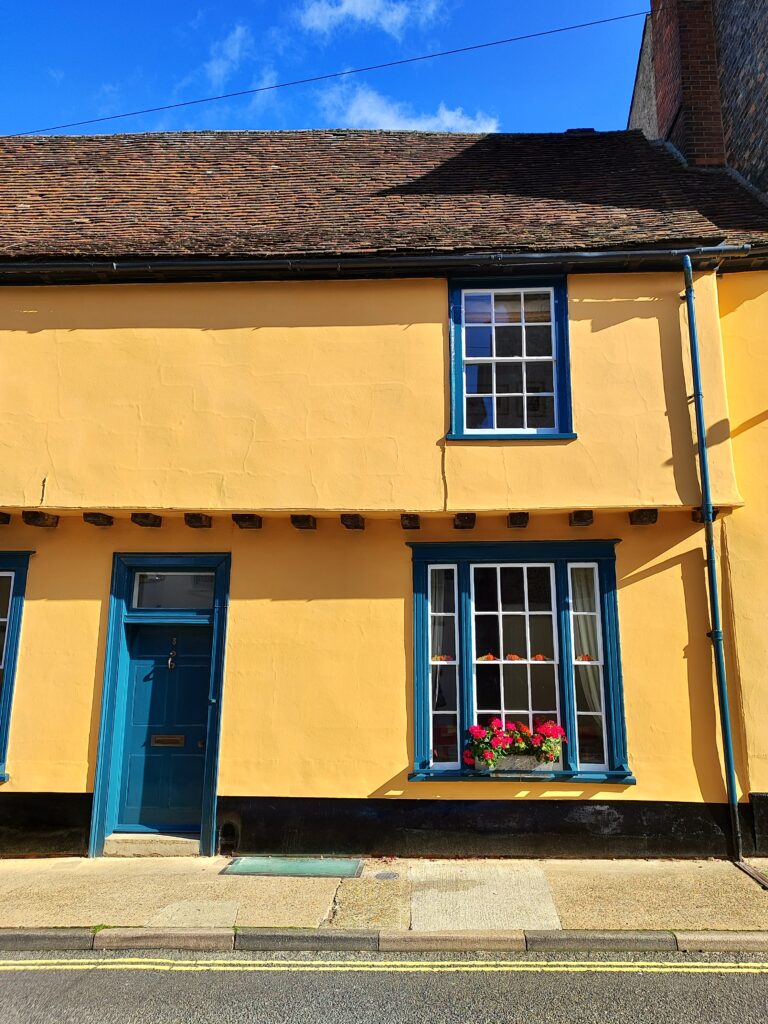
[649, 0, 726, 166]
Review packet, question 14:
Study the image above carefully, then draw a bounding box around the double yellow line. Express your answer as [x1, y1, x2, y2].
[0, 958, 767, 974]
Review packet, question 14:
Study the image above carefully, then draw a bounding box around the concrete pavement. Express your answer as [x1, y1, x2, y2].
[0, 855, 766, 938]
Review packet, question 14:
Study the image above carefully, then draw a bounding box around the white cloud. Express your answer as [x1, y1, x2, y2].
[204, 24, 253, 89]
[300, 0, 440, 39]
[248, 66, 280, 113]
[320, 83, 499, 132]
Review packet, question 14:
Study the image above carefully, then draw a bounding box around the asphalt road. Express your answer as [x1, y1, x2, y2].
[2, 950, 768, 1024]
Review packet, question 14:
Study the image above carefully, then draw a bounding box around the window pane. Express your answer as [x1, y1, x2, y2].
[464, 293, 492, 323]
[475, 616, 500, 660]
[0, 576, 11, 618]
[503, 663, 528, 710]
[494, 294, 521, 323]
[577, 714, 606, 764]
[473, 567, 498, 612]
[571, 567, 597, 612]
[430, 568, 455, 613]
[502, 615, 527, 660]
[572, 615, 600, 663]
[432, 665, 457, 711]
[500, 567, 525, 611]
[575, 665, 603, 714]
[530, 664, 557, 711]
[495, 325, 523, 357]
[133, 572, 214, 609]
[526, 567, 552, 611]
[496, 362, 523, 394]
[466, 396, 493, 429]
[465, 325, 492, 357]
[432, 715, 459, 763]
[431, 616, 456, 661]
[526, 395, 556, 429]
[523, 293, 551, 323]
[526, 362, 554, 394]
[529, 615, 555, 660]
[465, 363, 492, 394]
[525, 325, 552, 357]
[0, 623, 6, 667]
[496, 396, 524, 430]
[476, 663, 501, 709]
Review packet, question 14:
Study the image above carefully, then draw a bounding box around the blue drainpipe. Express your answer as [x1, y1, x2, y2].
[681, 255, 745, 863]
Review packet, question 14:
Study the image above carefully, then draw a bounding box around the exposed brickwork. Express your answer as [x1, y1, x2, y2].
[651, 0, 684, 142]
[651, 0, 726, 166]
[712, 0, 768, 195]
[628, 16, 658, 137]
[1, 130, 767, 259]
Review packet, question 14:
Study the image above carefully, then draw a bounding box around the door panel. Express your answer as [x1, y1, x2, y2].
[117, 624, 212, 831]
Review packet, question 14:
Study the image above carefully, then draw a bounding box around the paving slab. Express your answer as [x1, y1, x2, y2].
[0, 928, 93, 950]
[93, 928, 234, 951]
[675, 930, 768, 952]
[236, 928, 378, 951]
[327, 860, 410, 930]
[526, 929, 677, 952]
[0, 856, 338, 929]
[409, 859, 561, 932]
[543, 858, 768, 931]
[147, 900, 240, 928]
[379, 930, 526, 951]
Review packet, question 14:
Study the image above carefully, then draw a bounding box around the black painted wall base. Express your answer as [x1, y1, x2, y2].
[0, 791, 765, 858]
[0, 793, 92, 857]
[218, 795, 764, 859]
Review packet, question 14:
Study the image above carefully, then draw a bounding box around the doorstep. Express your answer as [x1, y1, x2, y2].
[103, 833, 200, 857]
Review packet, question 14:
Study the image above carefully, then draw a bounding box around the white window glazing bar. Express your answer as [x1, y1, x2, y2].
[428, 564, 460, 768]
[568, 562, 609, 769]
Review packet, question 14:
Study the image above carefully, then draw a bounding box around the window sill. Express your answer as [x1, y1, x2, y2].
[408, 769, 636, 784]
[445, 432, 577, 442]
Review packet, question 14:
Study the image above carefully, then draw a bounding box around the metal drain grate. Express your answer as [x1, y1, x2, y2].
[221, 856, 363, 878]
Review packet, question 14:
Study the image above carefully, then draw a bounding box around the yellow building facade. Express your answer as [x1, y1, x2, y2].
[0, 266, 764, 858]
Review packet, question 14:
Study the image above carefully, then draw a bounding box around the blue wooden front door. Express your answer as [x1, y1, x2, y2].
[117, 624, 212, 831]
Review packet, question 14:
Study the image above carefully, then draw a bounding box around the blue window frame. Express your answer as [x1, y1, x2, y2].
[411, 542, 632, 783]
[0, 552, 32, 783]
[448, 279, 574, 440]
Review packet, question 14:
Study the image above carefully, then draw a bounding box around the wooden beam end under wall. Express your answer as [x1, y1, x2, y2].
[453, 513, 476, 530]
[232, 514, 263, 529]
[290, 514, 317, 530]
[340, 514, 365, 530]
[83, 512, 114, 527]
[22, 510, 59, 528]
[400, 514, 421, 530]
[0, 512, 11, 525]
[569, 510, 594, 527]
[131, 512, 162, 528]
[507, 512, 530, 529]
[629, 508, 659, 526]
[184, 513, 212, 529]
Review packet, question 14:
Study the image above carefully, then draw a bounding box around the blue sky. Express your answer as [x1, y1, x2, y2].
[1, 1, 648, 136]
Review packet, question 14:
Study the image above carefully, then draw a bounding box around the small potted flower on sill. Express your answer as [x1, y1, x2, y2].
[463, 719, 567, 773]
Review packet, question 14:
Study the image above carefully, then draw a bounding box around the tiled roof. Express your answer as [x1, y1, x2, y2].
[1, 129, 768, 260]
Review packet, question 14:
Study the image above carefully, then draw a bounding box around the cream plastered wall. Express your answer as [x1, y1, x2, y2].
[718, 271, 768, 795]
[0, 273, 738, 514]
[0, 513, 743, 804]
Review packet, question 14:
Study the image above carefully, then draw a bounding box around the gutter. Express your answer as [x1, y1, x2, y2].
[682, 254, 768, 889]
[0, 243, 760, 284]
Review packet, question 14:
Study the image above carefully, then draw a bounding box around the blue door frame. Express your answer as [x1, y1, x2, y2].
[89, 553, 230, 857]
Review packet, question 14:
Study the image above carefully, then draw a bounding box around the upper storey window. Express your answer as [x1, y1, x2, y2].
[448, 281, 574, 440]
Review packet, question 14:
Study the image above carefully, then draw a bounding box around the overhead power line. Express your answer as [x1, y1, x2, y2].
[15, 10, 650, 136]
